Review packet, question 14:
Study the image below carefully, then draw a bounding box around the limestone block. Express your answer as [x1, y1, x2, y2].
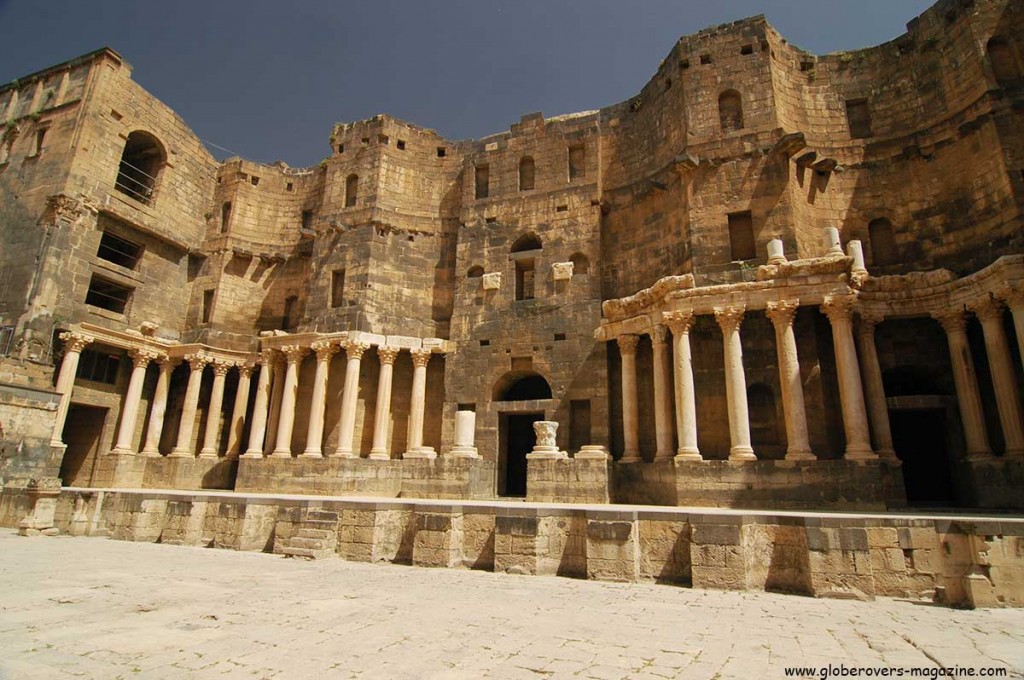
[481, 272, 501, 290]
[586, 518, 639, 582]
[551, 261, 573, 281]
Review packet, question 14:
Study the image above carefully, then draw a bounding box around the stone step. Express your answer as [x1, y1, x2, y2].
[294, 528, 334, 540]
[306, 510, 339, 522]
[282, 546, 334, 560]
[289, 536, 333, 550]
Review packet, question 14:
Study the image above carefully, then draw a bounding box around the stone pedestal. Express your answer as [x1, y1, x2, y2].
[17, 478, 62, 536]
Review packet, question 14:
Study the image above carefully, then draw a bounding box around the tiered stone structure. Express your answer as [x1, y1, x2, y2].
[0, 0, 1023, 517]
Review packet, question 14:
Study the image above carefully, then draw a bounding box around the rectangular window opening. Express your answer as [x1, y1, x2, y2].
[554, 333, 566, 341]
[33, 128, 47, 156]
[727, 211, 756, 262]
[700, 54, 712, 65]
[77, 349, 121, 385]
[515, 259, 536, 301]
[286, 182, 294, 192]
[301, 210, 314, 230]
[201, 289, 214, 323]
[437, 147, 446, 157]
[568, 143, 586, 181]
[96, 231, 143, 270]
[396, 140, 406, 150]
[556, 205, 568, 213]
[337, 144, 344, 154]
[740, 44, 753, 55]
[680, 59, 690, 70]
[331, 269, 346, 308]
[85, 275, 132, 314]
[221, 201, 232, 233]
[800, 61, 815, 72]
[251, 176, 260, 186]
[846, 99, 872, 139]
[475, 164, 490, 200]
[480, 339, 490, 346]
[378, 134, 389, 145]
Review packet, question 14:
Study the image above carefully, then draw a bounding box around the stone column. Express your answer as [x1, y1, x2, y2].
[271, 345, 306, 458]
[335, 341, 369, 457]
[302, 340, 339, 458]
[933, 310, 992, 460]
[141, 356, 178, 456]
[404, 348, 435, 459]
[765, 300, 814, 461]
[855, 312, 897, 461]
[243, 351, 275, 458]
[651, 325, 674, 461]
[199, 360, 230, 459]
[820, 295, 876, 460]
[369, 346, 401, 460]
[263, 356, 286, 454]
[51, 331, 93, 446]
[664, 311, 700, 461]
[111, 348, 158, 455]
[226, 362, 254, 457]
[969, 298, 1024, 458]
[448, 410, 479, 458]
[996, 285, 1024, 375]
[617, 334, 641, 463]
[170, 354, 209, 458]
[714, 305, 756, 461]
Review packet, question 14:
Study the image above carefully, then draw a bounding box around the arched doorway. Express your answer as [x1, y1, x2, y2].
[494, 371, 552, 497]
[883, 366, 956, 506]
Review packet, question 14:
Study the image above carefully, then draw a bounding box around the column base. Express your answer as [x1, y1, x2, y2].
[728, 446, 756, 462]
[619, 452, 642, 464]
[331, 450, 357, 459]
[240, 450, 264, 459]
[368, 451, 390, 460]
[1004, 448, 1024, 459]
[403, 447, 437, 460]
[784, 450, 816, 462]
[269, 450, 293, 459]
[575, 445, 609, 461]
[653, 450, 675, 462]
[445, 446, 478, 459]
[300, 450, 324, 458]
[845, 447, 878, 462]
[526, 446, 567, 460]
[675, 447, 702, 462]
[168, 449, 193, 459]
[109, 447, 135, 456]
[197, 451, 218, 460]
[140, 447, 162, 458]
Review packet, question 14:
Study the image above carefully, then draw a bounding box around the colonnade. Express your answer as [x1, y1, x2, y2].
[610, 289, 1024, 463]
[50, 333, 441, 461]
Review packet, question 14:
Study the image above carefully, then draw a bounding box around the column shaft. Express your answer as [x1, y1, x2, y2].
[335, 342, 368, 457]
[271, 346, 305, 457]
[226, 364, 253, 457]
[404, 349, 433, 457]
[142, 358, 176, 456]
[664, 312, 700, 460]
[51, 332, 92, 445]
[617, 335, 641, 463]
[821, 296, 875, 460]
[171, 355, 208, 457]
[766, 300, 814, 460]
[715, 305, 755, 461]
[935, 311, 992, 459]
[855, 315, 896, 461]
[199, 362, 229, 459]
[264, 359, 286, 454]
[971, 299, 1024, 457]
[243, 353, 275, 458]
[369, 346, 400, 460]
[651, 326, 674, 461]
[303, 341, 338, 458]
[112, 349, 156, 454]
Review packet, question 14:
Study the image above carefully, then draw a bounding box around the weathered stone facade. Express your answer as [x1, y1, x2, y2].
[0, 0, 1023, 519]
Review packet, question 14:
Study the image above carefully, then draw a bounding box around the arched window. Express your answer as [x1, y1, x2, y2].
[510, 233, 542, 253]
[569, 252, 589, 275]
[467, 265, 484, 278]
[345, 174, 358, 207]
[747, 383, 780, 448]
[988, 37, 1020, 84]
[718, 90, 743, 132]
[115, 131, 165, 205]
[868, 218, 897, 266]
[519, 156, 535, 191]
[493, 371, 553, 401]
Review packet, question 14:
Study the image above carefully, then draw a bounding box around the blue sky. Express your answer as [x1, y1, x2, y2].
[0, 1, 934, 167]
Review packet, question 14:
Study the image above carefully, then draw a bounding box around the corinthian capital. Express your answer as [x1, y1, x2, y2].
[410, 348, 432, 368]
[311, 339, 340, 361]
[616, 334, 640, 356]
[279, 345, 307, 363]
[932, 308, 967, 335]
[713, 304, 746, 334]
[765, 299, 800, 329]
[377, 345, 401, 366]
[968, 297, 1005, 324]
[662, 310, 695, 335]
[820, 295, 856, 324]
[59, 331, 93, 354]
[343, 341, 370, 360]
[185, 353, 209, 371]
[127, 347, 160, 368]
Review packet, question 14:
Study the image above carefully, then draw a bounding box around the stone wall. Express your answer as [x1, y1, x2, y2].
[12, 488, 1022, 609]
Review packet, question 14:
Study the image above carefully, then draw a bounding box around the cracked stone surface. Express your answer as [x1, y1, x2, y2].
[0, 530, 1022, 679]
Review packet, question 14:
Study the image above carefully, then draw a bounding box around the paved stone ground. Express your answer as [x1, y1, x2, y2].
[0, 530, 1022, 680]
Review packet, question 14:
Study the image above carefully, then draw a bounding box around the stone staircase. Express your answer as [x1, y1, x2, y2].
[281, 509, 339, 560]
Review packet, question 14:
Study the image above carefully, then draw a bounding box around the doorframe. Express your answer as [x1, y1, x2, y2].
[497, 410, 544, 497]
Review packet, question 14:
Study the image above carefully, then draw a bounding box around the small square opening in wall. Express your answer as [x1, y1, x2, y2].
[337, 144, 344, 154]
[437, 147, 446, 157]
[800, 61, 815, 72]
[556, 205, 568, 212]
[396, 140, 406, 150]
[480, 339, 490, 346]
[361, 137, 369, 146]
[457, 403, 476, 412]
[554, 333, 566, 341]
[485, 217, 497, 224]
[741, 44, 753, 55]
[201, 289, 214, 323]
[700, 54, 712, 65]
[286, 182, 294, 192]
[680, 59, 690, 70]
[251, 176, 260, 186]
[378, 134, 389, 145]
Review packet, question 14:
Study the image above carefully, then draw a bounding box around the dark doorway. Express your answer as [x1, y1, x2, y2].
[59, 404, 108, 486]
[890, 408, 955, 506]
[499, 412, 543, 497]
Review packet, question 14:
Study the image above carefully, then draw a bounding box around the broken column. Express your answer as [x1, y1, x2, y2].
[447, 410, 479, 458]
